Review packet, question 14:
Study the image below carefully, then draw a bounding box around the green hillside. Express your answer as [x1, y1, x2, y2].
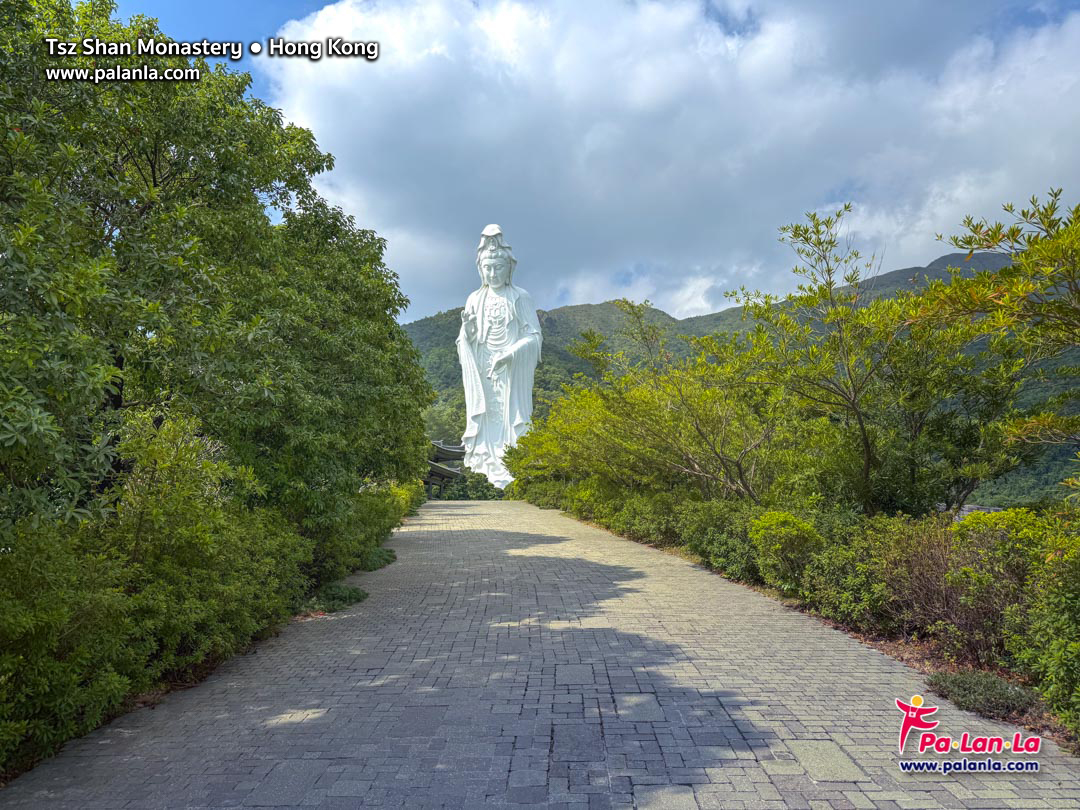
[405, 251, 1074, 504]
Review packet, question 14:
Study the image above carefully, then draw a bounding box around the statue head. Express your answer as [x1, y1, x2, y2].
[480, 248, 513, 290]
[476, 224, 517, 288]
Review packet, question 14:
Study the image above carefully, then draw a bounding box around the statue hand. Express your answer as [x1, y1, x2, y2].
[461, 310, 478, 340]
[489, 350, 511, 376]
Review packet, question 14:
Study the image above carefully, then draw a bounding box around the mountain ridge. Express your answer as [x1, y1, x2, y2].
[405, 251, 1012, 353]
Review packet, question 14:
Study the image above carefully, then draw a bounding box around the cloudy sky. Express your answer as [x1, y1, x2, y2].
[124, 0, 1080, 320]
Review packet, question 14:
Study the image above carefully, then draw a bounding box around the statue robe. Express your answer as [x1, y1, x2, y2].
[456, 284, 542, 487]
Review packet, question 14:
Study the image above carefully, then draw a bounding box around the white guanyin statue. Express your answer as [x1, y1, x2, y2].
[457, 225, 542, 488]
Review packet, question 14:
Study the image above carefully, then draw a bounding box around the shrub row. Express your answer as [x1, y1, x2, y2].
[0, 413, 424, 775]
[519, 478, 1080, 734]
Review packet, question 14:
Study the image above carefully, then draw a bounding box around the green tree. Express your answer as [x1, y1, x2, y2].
[204, 198, 430, 563]
[737, 206, 906, 512]
[2, 0, 132, 526]
[739, 205, 1024, 514]
[925, 190, 1080, 492]
[424, 390, 467, 444]
[1, 0, 430, 536]
[935, 189, 1080, 358]
[509, 301, 802, 505]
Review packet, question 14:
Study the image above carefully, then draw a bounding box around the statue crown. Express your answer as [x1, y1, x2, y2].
[475, 225, 517, 284]
[480, 245, 511, 264]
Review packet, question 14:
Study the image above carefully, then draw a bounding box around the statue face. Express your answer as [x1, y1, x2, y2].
[482, 257, 510, 289]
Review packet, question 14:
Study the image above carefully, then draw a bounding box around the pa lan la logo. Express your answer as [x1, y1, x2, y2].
[895, 694, 1041, 756]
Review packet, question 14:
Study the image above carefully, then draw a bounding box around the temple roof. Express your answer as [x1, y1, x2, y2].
[425, 459, 462, 484]
[431, 441, 466, 463]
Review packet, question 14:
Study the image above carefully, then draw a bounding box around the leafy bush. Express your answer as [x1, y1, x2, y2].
[0, 413, 315, 775]
[804, 506, 1079, 732]
[945, 510, 1043, 663]
[307, 485, 410, 584]
[358, 546, 397, 572]
[801, 528, 891, 631]
[751, 511, 823, 595]
[1006, 508, 1080, 733]
[93, 412, 312, 686]
[867, 510, 1042, 666]
[435, 469, 503, 500]
[0, 522, 131, 774]
[927, 671, 1039, 719]
[606, 492, 682, 545]
[807, 504, 865, 546]
[562, 476, 621, 522]
[0, 409, 420, 776]
[301, 583, 368, 614]
[521, 480, 570, 510]
[677, 500, 763, 582]
[392, 480, 427, 515]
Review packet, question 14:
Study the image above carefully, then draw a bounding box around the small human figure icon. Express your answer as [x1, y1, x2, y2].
[895, 694, 939, 754]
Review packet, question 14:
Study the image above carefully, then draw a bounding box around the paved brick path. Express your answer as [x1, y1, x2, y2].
[3, 501, 1079, 809]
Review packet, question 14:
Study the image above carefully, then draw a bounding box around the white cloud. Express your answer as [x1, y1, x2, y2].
[258, 0, 1080, 319]
[554, 269, 657, 314]
[665, 275, 723, 319]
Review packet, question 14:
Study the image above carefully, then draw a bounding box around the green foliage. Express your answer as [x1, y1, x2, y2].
[1068, 453, 1080, 497]
[750, 511, 823, 595]
[511, 470, 688, 547]
[424, 390, 467, 445]
[929, 190, 1079, 474]
[975, 441, 1079, 507]
[307, 486, 408, 584]
[91, 411, 311, 685]
[677, 499, 763, 582]
[207, 198, 431, 554]
[301, 583, 368, 614]
[507, 307, 805, 507]
[0, 521, 130, 773]
[605, 491, 683, 545]
[805, 505, 1080, 733]
[555, 477, 608, 519]
[939, 189, 1080, 357]
[801, 528, 890, 631]
[1, 1, 128, 527]
[927, 671, 1039, 720]
[0, 410, 314, 774]
[739, 205, 1026, 515]
[358, 546, 397, 572]
[517, 479, 569, 510]
[1005, 507, 1080, 733]
[861, 512, 1034, 666]
[390, 480, 427, 516]
[434, 469, 504, 500]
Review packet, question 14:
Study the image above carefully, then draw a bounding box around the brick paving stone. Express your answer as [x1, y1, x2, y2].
[634, 784, 699, 808]
[787, 741, 866, 783]
[2, 501, 1079, 808]
[616, 694, 666, 722]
